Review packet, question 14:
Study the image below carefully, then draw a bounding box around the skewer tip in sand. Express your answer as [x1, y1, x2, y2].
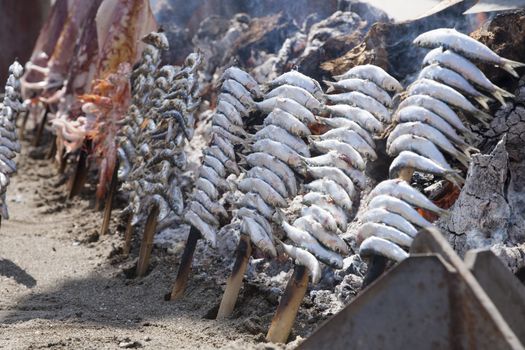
[100, 160, 119, 235]
[216, 234, 252, 318]
[266, 265, 309, 344]
[170, 225, 202, 300]
[136, 204, 160, 278]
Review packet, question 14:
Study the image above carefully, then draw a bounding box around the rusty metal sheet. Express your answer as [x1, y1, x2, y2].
[299, 252, 523, 350]
[464, 0, 525, 13]
[465, 249, 525, 345]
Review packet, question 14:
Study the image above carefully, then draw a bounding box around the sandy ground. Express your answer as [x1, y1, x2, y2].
[0, 138, 317, 349]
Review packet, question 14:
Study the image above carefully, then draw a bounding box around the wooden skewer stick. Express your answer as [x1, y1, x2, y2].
[136, 204, 160, 277]
[32, 107, 48, 147]
[68, 141, 90, 199]
[46, 134, 57, 160]
[398, 167, 414, 182]
[100, 160, 119, 235]
[266, 265, 309, 344]
[18, 110, 29, 141]
[58, 149, 67, 174]
[216, 234, 252, 318]
[170, 226, 202, 300]
[123, 215, 134, 256]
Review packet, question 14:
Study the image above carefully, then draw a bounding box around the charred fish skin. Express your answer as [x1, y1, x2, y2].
[413, 28, 525, 78]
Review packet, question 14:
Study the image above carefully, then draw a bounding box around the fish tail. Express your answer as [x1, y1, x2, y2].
[474, 95, 491, 111]
[445, 170, 465, 189]
[454, 151, 472, 169]
[474, 109, 493, 126]
[501, 58, 525, 78]
[323, 80, 336, 93]
[492, 86, 515, 106]
[333, 74, 344, 80]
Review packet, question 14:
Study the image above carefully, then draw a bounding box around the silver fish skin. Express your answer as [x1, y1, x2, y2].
[199, 165, 229, 192]
[423, 48, 514, 105]
[190, 201, 220, 227]
[247, 166, 288, 198]
[390, 151, 464, 188]
[324, 105, 384, 134]
[387, 134, 450, 169]
[185, 210, 217, 247]
[308, 166, 357, 200]
[325, 78, 392, 107]
[254, 125, 310, 157]
[358, 222, 413, 248]
[216, 100, 243, 126]
[305, 178, 354, 210]
[369, 179, 447, 216]
[359, 236, 409, 262]
[325, 91, 391, 123]
[407, 78, 492, 123]
[195, 177, 219, 200]
[265, 84, 322, 111]
[387, 121, 472, 167]
[282, 221, 343, 268]
[213, 113, 247, 136]
[219, 92, 250, 117]
[418, 63, 491, 109]
[281, 242, 322, 284]
[192, 190, 228, 218]
[413, 28, 525, 78]
[318, 116, 375, 147]
[303, 192, 348, 231]
[266, 71, 324, 99]
[239, 192, 275, 219]
[310, 139, 366, 171]
[303, 150, 365, 173]
[241, 217, 277, 257]
[334, 64, 403, 92]
[255, 97, 315, 124]
[310, 127, 377, 161]
[222, 78, 254, 108]
[203, 155, 226, 178]
[398, 94, 471, 135]
[294, 216, 349, 254]
[394, 105, 471, 148]
[222, 66, 262, 98]
[301, 205, 339, 232]
[252, 139, 306, 174]
[264, 108, 311, 137]
[212, 125, 247, 145]
[368, 194, 433, 228]
[212, 134, 236, 161]
[245, 152, 297, 196]
[238, 177, 287, 207]
[237, 207, 273, 236]
[361, 208, 418, 237]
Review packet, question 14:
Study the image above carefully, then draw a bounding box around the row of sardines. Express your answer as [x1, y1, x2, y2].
[115, 28, 521, 287]
[356, 28, 520, 262]
[117, 33, 202, 238]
